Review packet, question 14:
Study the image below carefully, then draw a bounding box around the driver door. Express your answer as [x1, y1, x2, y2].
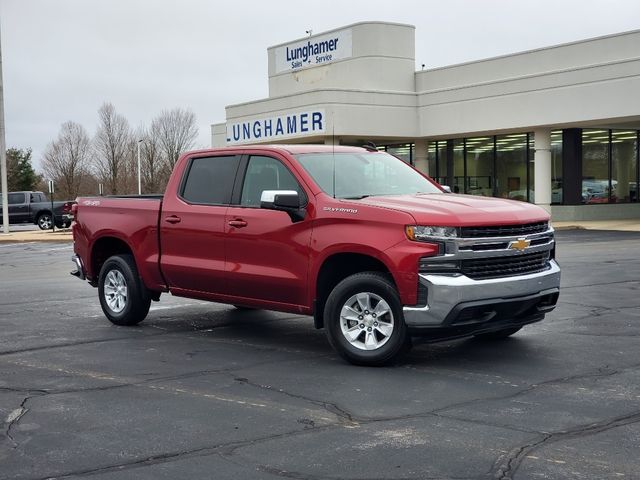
[224, 155, 312, 306]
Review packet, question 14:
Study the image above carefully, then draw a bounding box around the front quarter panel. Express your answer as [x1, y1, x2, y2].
[309, 196, 439, 305]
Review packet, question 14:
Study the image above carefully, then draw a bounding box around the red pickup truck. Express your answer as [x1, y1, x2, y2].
[71, 145, 560, 365]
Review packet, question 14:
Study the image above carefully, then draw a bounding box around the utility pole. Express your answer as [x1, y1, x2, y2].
[137, 139, 142, 195]
[0, 22, 9, 233]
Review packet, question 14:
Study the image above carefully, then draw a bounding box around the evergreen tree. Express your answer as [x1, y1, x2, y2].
[6, 148, 40, 191]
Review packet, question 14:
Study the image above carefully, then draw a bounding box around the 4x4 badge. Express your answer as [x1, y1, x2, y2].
[509, 238, 531, 252]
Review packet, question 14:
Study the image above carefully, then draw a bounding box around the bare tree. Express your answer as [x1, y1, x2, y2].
[41, 121, 91, 199]
[151, 108, 198, 170]
[131, 126, 164, 194]
[120, 138, 139, 195]
[93, 103, 131, 195]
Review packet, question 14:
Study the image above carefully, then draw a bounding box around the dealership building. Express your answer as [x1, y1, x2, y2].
[211, 21, 640, 220]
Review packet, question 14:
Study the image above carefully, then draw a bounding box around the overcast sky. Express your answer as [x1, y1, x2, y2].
[2, 0, 640, 170]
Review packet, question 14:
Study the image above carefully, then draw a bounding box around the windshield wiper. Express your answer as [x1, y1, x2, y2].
[342, 195, 371, 200]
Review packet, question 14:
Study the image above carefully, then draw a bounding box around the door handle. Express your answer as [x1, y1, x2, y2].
[228, 219, 248, 228]
[164, 215, 181, 224]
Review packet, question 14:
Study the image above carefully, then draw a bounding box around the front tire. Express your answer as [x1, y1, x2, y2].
[98, 254, 151, 326]
[324, 272, 411, 366]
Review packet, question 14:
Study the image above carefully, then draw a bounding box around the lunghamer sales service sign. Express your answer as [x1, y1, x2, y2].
[274, 29, 353, 73]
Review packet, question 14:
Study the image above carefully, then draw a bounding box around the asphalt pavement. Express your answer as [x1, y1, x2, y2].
[0, 231, 639, 479]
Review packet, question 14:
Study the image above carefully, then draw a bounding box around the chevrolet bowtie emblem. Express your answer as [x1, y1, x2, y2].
[509, 238, 531, 252]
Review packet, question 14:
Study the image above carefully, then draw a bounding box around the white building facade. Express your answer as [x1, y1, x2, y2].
[212, 22, 640, 220]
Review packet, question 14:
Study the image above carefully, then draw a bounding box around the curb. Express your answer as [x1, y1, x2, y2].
[0, 231, 73, 243]
[553, 225, 586, 231]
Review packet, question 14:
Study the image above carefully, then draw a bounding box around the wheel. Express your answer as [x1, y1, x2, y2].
[98, 254, 151, 326]
[324, 272, 411, 366]
[474, 327, 522, 340]
[36, 213, 53, 230]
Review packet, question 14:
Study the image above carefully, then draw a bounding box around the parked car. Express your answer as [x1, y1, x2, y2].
[582, 180, 616, 204]
[0, 191, 75, 229]
[71, 145, 560, 365]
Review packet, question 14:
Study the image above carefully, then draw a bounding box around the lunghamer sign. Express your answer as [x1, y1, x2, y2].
[274, 29, 352, 73]
[226, 110, 326, 144]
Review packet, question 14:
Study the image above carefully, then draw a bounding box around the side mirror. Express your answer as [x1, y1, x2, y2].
[260, 190, 306, 222]
[441, 185, 452, 193]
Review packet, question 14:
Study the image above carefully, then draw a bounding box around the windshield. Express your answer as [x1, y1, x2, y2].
[295, 152, 443, 199]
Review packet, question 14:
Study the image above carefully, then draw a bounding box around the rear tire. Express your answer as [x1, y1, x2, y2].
[474, 326, 522, 340]
[36, 213, 53, 230]
[98, 254, 151, 326]
[324, 272, 411, 366]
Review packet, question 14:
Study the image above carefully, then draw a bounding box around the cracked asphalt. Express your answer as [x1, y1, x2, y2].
[1, 230, 639, 480]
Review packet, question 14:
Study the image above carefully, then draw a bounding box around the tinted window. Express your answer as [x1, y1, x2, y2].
[8, 193, 25, 205]
[181, 156, 240, 204]
[240, 156, 303, 207]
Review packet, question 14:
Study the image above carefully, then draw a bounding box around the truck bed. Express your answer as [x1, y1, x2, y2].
[73, 195, 165, 290]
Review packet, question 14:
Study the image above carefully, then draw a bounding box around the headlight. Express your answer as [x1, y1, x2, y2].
[405, 225, 458, 241]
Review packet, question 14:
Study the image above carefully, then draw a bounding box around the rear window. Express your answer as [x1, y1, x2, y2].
[8, 193, 25, 205]
[181, 156, 241, 205]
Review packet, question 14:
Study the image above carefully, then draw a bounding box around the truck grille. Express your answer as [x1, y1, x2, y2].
[461, 251, 551, 280]
[461, 221, 549, 238]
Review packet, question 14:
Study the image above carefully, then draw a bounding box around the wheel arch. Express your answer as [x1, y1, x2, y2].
[90, 235, 135, 286]
[313, 251, 396, 329]
[33, 209, 53, 224]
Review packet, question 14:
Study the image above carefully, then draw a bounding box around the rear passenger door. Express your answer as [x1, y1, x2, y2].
[160, 154, 241, 295]
[9, 193, 29, 223]
[225, 154, 312, 306]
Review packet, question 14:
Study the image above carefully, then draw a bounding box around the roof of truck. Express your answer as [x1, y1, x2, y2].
[187, 144, 377, 156]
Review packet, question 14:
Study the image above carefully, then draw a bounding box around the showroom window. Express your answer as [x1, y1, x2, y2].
[550, 131, 563, 204]
[427, 142, 437, 179]
[611, 130, 638, 203]
[452, 139, 465, 193]
[465, 136, 494, 197]
[418, 128, 639, 205]
[582, 129, 638, 204]
[425, 141, 447, 185]
[582, 129, 611, 203]
[496, 133, 528, 200]
[378, 144, 413, 165]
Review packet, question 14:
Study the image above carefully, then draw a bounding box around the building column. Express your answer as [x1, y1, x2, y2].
[534, 129, 552, 212]
[414, 139, 428, 174]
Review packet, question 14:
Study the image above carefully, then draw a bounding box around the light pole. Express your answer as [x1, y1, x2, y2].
[0, 23, 9, 233]
[137, 139, 142, 195]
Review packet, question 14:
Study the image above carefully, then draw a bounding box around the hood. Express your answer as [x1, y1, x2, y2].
[351, 194, 549, 226]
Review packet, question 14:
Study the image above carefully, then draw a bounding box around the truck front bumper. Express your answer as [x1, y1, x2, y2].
[403, 260, 560, 335]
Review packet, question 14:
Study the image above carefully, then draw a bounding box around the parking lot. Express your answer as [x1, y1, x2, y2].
[1, 230, 639, 480]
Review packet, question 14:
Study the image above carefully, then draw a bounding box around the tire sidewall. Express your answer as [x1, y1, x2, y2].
[325, 273, 409, 366]
[98, 255, 147, 325]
